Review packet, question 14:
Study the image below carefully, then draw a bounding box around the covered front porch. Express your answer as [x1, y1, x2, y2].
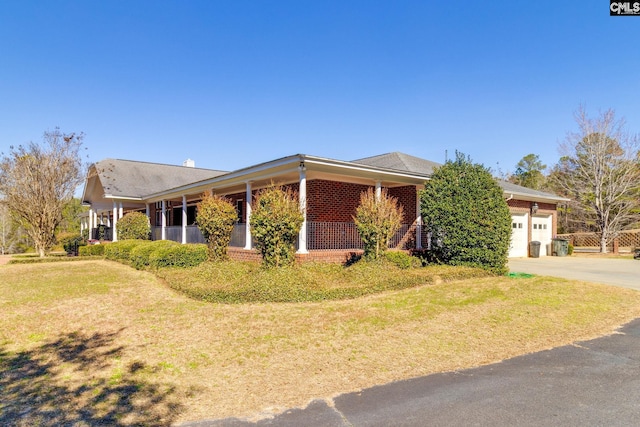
[150, 221, 429, 252]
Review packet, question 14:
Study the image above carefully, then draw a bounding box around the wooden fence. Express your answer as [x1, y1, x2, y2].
[557, 230, 640, 252]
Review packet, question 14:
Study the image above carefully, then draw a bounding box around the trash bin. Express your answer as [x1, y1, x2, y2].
[529, 241, 541, 258]
[552, 238, 569, 257]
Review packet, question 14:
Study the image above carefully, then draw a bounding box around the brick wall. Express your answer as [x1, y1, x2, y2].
[306, 180, 418, 223]
[388, 186, 418, 222]
[307, 180, 370, 222]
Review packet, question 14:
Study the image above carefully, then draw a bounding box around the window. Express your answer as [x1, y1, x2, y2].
[236, 200, 244, 223]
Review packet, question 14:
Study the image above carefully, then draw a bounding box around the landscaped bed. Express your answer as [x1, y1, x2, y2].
[2, 259, 640, 425]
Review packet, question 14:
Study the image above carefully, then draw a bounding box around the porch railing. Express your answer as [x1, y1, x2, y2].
[149, 222, 428, 251]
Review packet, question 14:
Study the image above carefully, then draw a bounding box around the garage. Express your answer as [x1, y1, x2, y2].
[531, 215, 552, 256]
[509, 213, 528, 258]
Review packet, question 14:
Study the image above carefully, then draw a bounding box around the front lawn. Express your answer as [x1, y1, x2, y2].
[156, 259, 491, 303]
[2, 260, 640, 425]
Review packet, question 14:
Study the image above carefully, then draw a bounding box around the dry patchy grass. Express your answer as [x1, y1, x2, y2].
[2, 260, 640, 425]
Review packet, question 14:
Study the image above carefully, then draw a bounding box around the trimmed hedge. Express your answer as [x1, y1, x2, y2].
[8, 255, 103, 265]
[79, 244, 106, 256]
[148, 244, 208, 268]
[104, 240, 143, 263]
[102, 239, 207, 269]
[129, 240, 180, 270]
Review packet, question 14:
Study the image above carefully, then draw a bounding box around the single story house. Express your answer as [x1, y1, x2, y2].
[80, 152, 568, 261]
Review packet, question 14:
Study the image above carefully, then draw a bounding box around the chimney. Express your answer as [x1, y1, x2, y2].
[183, 158, 195, 168]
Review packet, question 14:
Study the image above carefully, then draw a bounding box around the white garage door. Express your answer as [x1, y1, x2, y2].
[509, 214, 528, 258]
[531, 215, 552, 257]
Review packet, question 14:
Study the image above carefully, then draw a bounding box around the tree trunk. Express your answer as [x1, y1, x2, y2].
[600, 234, 607, 254]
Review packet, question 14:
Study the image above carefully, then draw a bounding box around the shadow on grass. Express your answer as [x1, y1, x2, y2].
[0, 330, 183, 426]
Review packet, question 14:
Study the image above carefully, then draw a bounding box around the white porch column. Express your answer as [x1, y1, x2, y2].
[112, 201, 118, 242]
[88, 208, 94, 239]
[145, 203, 150, 220]
[181, 195, 187, 244]
[93, 210, 98, 231]
[118, 202, 123, 219]
[415, 188, 423, 250]
[297, 163, 308, 254]
[161, 200, 167, 241]
[244, 182, 252, 250]
[375, 181, 382, 201]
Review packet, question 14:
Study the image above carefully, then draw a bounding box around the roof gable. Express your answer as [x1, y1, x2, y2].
[352, 152, 440, 175]
[93, 159, 227, 199]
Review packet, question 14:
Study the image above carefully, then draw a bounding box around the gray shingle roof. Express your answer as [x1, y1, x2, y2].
[497, 179, 569, 201]
[352, 152, 567, 202]
[352, 152, 441, 175]
[93, 159, 227, 198]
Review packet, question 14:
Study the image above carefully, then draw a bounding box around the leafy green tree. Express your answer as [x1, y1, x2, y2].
[420, 152, 511, 274]
[250, 185, 304, 267]
[0, 128, 85, 257]
[58, 197, 87, 234]
[549, 107, 640, 252]
[511, 153, 547, 190]
[196, 194, 237, 261]
[354, 188, 404, 260]
[117, 212, 151, 240]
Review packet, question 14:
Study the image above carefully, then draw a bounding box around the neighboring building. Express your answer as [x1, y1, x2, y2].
[80, 152, 568, 261]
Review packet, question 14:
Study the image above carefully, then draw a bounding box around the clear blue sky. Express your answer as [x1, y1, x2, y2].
[1, 1, 638, 177]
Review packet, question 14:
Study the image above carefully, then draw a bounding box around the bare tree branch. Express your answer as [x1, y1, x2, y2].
[552, 107, 640, 252]
[0, 128, 86, 257]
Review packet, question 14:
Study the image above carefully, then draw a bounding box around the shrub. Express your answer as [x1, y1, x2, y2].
[250, 185, 304, 268]
[148, 243, 208, 268]
[383, 250, 421, 269]
[354, 188, 404, 260]
[568, 243, 574, 256]
[56, 232, 85, 255]
[196, 194, 237, 261]
[117, 212, 151, 240]
[420, 152, 512, 275]
[104, 240, 144, 262]
[79, 244, 106, 256]
[129, 240, 179, 269]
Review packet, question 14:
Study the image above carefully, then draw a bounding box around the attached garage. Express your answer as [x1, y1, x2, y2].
[502, 181, 569, 258]
[509, 213, 528, 258]
[531, 215, 552, 257]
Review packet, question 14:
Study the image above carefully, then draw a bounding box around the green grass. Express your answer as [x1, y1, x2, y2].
[156, 259, 493, 303]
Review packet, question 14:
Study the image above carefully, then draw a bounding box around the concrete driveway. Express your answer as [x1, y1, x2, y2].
[508, 256, 640, 291]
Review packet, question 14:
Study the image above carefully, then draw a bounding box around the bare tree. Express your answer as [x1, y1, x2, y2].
[0, 201, 11, 255]
[550, 107, 640, 252]
[0, 129, 86, 257]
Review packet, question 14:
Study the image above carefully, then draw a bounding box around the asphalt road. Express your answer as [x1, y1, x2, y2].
[181, 319, 640, 427]
[181, 257, 640, 427]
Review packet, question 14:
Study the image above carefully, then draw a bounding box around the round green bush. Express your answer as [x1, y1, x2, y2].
[117, 212, 151, 240]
